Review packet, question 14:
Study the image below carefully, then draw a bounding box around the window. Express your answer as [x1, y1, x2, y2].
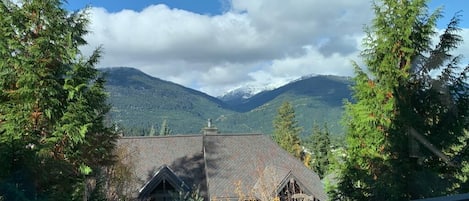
[278, 178, 303, 201]
[138, 165, 190, 201]
[148, 179, 177, 201]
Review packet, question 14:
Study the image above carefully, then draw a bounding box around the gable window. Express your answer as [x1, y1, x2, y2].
[277, 177, 322, 201]
[278, 178, 303, 201]
[147, 179, 177, 201]
[139, 165, 190, 201]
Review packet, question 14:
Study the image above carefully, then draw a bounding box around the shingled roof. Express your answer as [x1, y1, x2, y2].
[117, 134, 327, 201]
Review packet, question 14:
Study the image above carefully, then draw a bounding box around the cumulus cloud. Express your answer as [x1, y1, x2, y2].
[456, 29, 469, 64]
[79, 0, 467, 96]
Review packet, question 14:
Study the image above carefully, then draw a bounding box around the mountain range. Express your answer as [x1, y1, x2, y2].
[102, 67, 352, 138]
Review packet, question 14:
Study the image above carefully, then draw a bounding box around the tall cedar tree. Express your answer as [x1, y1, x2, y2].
[308, 123, 331, 179]
[159, 119, 171, 136]
[273, 101, 303, 159]
[335, 0, 469, 200]
[0, 0, 117, 200]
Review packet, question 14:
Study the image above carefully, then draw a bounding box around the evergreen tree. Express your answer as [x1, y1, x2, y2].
[159, 119, 171, 136]
[335, 0, 469, 200]
[273, 101, 303, 159]
[148, 124, 156, 136]
[0, 0, 117, 200]
[308, 123, 331, 179]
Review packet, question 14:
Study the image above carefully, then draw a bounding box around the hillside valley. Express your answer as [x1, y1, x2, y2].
[102, 67, 352, 137]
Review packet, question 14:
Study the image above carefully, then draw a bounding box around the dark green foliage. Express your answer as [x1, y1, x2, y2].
[306, 123, 331, 179]
[273, 101, 303, 159]
[335, 0, 469, 200]
[0, 0, 117, 200]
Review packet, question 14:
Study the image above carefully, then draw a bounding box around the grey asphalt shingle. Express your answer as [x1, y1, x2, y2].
[117, 133, 327, 201]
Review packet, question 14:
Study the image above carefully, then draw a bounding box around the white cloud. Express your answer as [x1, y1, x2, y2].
[456, 29, 469, 64]
[79, 1, 468, 96]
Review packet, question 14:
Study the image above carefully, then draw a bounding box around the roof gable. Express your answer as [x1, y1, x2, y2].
[203, 134, 326, 200]
[138, 165, 191, 199]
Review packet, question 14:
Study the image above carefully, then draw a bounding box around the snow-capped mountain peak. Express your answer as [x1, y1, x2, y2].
[218, 85, 272, 102]
[219, 74, 321, 102]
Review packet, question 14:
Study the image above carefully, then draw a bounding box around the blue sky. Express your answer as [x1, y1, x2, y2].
[430, 0, 469, 28]
[66, 0, 226, 15]
[65, 0, 469, 96]
[65, 0, 468, 27]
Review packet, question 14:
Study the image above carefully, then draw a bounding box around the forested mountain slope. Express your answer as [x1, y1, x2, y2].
[103, 67, 232, 134]
[102, 67, 352, 136]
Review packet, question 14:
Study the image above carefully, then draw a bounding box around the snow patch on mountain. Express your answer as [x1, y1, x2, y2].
[218, 84, 274, 102]
[234, 86, 266, 97]
[219, 74, 318, 102]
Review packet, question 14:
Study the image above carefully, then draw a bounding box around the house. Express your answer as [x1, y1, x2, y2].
[117, 126, 327, 201]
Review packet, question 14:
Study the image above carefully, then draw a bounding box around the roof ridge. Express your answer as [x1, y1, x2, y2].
[120, 134, 203, 139]
[204, 133, 264, 136]
[120, 133, 266, 139]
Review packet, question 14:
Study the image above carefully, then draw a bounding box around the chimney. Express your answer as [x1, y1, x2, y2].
[203, 118, 218, 135]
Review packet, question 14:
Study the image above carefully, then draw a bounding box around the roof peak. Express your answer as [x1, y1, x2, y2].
[119, 133, 266, 139]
